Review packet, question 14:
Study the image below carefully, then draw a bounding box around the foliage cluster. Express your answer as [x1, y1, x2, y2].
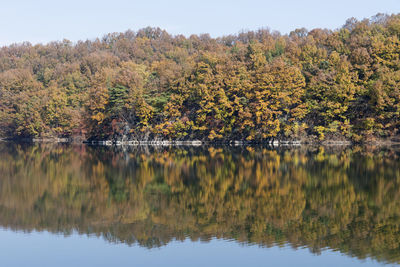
[1, 14, 400, 141]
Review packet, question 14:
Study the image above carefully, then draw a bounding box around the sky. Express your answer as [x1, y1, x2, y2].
[0, 0, 399, 45]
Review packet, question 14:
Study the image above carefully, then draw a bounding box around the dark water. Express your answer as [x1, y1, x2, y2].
[0, 144, 400, 266]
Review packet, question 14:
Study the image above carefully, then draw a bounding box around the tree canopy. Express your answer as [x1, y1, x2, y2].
[1, 14, 400, 142]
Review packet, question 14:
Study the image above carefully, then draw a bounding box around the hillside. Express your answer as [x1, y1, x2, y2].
[0, 14, 399, 142]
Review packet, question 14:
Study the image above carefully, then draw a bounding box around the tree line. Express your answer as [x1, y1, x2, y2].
[0, 13, 399, 142]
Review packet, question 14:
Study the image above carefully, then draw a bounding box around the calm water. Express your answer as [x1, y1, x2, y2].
[0, 143, 400, 266]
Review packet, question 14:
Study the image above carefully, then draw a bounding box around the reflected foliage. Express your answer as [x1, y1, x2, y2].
[0, 144, 400, 263]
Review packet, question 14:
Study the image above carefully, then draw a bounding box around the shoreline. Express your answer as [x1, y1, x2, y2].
[2, 137, 400, 146]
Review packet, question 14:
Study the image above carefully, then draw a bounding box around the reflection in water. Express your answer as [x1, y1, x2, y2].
[0, 144, 400, 264]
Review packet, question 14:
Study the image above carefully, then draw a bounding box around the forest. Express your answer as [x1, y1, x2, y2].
[0, 13, 399, 142]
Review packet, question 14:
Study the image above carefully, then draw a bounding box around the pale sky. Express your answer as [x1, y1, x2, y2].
[0, 0, 399, 45]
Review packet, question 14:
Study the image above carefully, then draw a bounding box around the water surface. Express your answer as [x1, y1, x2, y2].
[0, 144, 399, 266]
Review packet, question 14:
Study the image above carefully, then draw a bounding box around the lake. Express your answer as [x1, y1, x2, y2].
[0, 143, 399, 266]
